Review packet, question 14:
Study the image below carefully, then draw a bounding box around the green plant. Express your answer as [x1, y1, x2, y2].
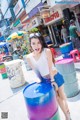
[29, 27, 39, 33]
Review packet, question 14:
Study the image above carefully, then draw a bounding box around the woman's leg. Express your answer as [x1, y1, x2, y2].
[56, 92, 67, 116]
[56, 85, 71, 120]
[58, 85, 69, 112]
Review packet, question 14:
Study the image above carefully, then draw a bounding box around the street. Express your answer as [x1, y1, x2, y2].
[0, 61, 80, 120]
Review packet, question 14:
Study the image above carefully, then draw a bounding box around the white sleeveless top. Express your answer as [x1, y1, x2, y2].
[28, 48, 56, 77]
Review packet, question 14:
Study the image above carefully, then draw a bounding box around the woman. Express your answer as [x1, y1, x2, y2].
[26, 33, 71, 120]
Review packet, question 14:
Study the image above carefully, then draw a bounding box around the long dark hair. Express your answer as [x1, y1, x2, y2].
[29, 35, 55, 64]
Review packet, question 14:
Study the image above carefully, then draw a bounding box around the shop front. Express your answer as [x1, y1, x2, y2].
[25, 16, 52, 45]
[43, 6, 64, 45]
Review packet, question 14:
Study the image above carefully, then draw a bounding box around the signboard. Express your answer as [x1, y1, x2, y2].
[31, 17, 42, 28]
[43, 7, 63, 25]
[13, 19, 21, 27]
[26, 17, 42, 30]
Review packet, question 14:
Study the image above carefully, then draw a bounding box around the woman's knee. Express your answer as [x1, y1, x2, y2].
[58, 87, 66, 100]
[56, 93, 60, 101]
[60, 93, 66, 100]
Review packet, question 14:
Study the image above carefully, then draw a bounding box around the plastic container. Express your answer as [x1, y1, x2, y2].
[64, 81, 79, 97]
[2, 73, 8, 79]
[55, 59, 75, 74]
[55, 59, 79, 97]
[63, 53, 71, 58]
[60, 42, 73, 54]
[0, 63, 8, 79]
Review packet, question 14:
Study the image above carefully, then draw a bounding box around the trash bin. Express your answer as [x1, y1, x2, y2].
[55, 59, 79, 97]
[23, 82, 60, 120]
[0, 63, 8, 79]
[5, 59, 26, 88]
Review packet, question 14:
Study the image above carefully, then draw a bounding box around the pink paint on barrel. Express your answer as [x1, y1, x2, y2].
[56, 59, 73, 64]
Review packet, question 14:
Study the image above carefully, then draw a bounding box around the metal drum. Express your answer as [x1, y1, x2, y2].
[64, 81, 79, 97]
[55, 59, 75, 74]
[5, 60, 26, 88]
[23, 82, 60, 120]
[55, 59, 79, 97]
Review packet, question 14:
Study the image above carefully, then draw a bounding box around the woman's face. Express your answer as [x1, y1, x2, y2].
[30, 38, 42, 54]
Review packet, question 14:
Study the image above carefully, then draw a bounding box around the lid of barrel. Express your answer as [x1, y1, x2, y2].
[4, 59, 23, 66]
[55, 59, 73, 64]
[23, 82, 52, 98]
[60, 43, 69, 48]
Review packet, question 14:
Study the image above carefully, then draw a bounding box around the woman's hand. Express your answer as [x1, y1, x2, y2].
[52, 81, 58, 91]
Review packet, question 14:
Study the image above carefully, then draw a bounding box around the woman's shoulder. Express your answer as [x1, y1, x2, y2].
[44, 48, 51, 56]
[44, 48, 51, 53]
[44, 48, 50, 52]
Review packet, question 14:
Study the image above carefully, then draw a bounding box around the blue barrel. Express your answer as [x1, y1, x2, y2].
[60, 42, 73, 54]
[23, 82, 60, 120]
[63, 53, 71, 58]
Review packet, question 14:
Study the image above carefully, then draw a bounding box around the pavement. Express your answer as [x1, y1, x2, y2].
[0, 58, 80, 120]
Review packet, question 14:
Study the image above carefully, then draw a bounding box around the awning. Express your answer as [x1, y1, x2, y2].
[28, 2, 43, 18]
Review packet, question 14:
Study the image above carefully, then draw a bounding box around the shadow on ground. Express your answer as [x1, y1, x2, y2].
[0, 81, 28, 103]
[11, 82, 28, 94]
[68, 91, 80, 102]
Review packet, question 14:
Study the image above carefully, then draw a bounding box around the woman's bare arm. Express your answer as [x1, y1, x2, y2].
[46, 48, 58, 90]
[46, 49, 57, 80]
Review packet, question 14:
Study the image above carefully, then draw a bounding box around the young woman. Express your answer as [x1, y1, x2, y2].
[26, 33, 71, 120]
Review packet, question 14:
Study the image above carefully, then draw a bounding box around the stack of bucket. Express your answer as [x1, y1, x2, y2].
[55, 59, 79, 97]
[60, 42, 73, 58]
[0, 63, 8, 79]
[23, 82, 60, 120]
